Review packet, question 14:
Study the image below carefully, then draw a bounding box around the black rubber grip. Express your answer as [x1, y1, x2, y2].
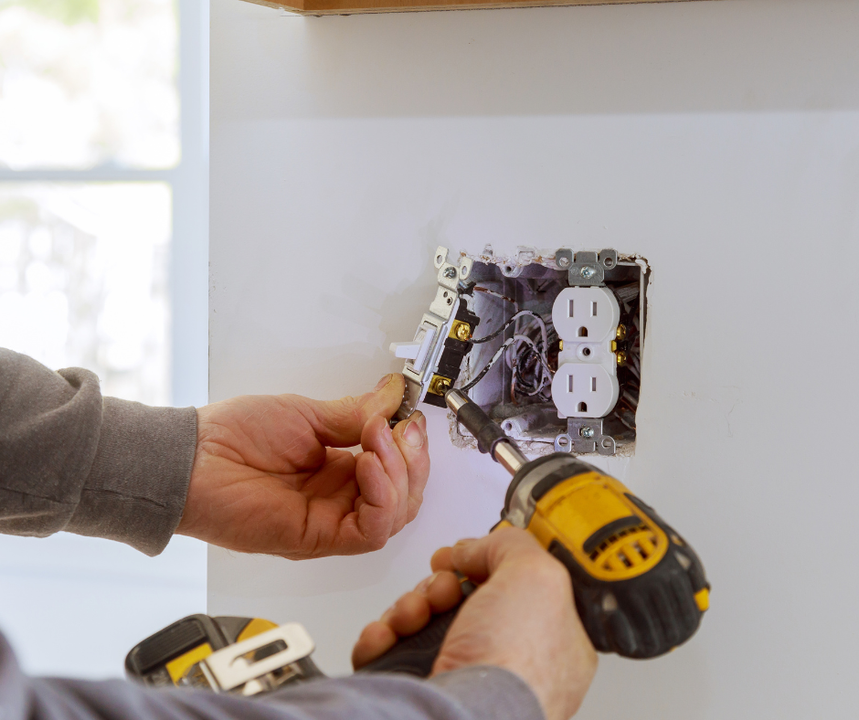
[358, 608, 459, 677]
[455, 401, 507, 456]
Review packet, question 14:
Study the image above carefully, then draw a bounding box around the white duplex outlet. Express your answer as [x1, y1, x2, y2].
[551, 286, 621, 418]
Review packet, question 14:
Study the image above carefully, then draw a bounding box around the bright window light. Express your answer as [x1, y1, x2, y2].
[0, 0, 179, 169]
[0, 0, 207, 679]
[0, 183, 171, 403]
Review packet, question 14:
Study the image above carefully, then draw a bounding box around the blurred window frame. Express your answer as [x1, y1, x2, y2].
[0, 0, 209, 407]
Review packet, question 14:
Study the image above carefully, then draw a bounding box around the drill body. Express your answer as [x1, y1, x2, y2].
[499, 452, 709, 658]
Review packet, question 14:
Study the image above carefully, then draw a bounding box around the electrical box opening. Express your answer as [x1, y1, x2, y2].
[391, 246, 649, 457]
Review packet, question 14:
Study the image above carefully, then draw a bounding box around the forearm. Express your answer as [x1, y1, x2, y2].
[0, 630, 542, 720]
[0, 348, 196, 555]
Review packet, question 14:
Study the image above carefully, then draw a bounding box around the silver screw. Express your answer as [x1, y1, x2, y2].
[580, 266, 596, 279]
[443, 267, 457, 279]
[558, 256, 571, 268]
[580, 426, 595, 438]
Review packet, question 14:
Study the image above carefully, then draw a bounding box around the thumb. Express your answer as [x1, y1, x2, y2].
[298, 373, 405, 448]
[450, 527, 546, 582]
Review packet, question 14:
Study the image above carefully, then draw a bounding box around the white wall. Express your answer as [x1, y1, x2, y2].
[0, 534, 206, 678]
[208, 1, 859, 717]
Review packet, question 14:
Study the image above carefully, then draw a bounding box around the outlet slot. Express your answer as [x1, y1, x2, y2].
[552, 363, 619, 418]
[553, 286, 620, 343]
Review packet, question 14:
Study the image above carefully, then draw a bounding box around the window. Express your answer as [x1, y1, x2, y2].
[0, 0, 208, 677]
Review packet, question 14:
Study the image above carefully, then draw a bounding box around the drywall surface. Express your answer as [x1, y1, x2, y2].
[208, 1, 859, 717]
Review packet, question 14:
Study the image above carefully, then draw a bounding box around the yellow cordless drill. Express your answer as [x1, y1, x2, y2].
[130, 391, 710, 685]
[363, 389, 709, 674]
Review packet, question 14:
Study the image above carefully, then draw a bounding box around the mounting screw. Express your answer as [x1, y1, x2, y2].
[443, 267, 457, 279]
[580, 426, 595, 439]
[558, 256, 571, 268]
[580, 266, 596, 279]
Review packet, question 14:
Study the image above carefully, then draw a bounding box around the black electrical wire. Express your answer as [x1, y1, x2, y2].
[471, 310, 547, 345]
[461, 334, 553, 393]
[510, 325, 551, 400]
[460, 337, 517, 392]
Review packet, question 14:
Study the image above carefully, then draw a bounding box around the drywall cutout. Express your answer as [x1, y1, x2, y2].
[453, 246, 649, 457]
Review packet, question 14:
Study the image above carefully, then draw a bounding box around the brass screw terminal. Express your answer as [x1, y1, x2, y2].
[616, 351, 628, 367]
[450, 320, 472, 342]
[616, 324, 627, 340]
[428, 375, 453, 396]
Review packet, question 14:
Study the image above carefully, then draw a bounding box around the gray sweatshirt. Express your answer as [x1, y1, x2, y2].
[0, 348, 544, 720]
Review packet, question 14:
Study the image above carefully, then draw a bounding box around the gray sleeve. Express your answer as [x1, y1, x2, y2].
[0, 632, 543, 720]
[0, 348, 197, 556]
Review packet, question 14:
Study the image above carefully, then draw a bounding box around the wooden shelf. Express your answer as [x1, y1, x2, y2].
[243, 0, 701, 17]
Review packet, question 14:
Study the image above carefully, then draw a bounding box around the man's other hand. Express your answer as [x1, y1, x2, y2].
[176, 374, 430, 558]
[352, 528, 597, 720]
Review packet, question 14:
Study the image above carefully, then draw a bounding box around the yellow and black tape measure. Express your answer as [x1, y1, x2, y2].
[125, 614, 322, 693]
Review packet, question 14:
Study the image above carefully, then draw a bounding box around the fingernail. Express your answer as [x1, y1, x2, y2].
[374, 374, 393, 392]
[416, 572, 440, 595]
[453, 539, 477, 560]
[380, 606, 396, 625]
[403, 414, 425, 448]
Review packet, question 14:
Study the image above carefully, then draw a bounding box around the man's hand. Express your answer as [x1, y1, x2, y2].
[352, 528, 598, 720]
[176, 374, 430, 559]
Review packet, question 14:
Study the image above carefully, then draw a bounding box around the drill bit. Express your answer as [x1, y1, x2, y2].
[444, 389, 528, 475]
